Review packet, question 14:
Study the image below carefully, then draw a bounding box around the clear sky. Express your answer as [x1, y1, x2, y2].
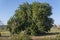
[0, 0, 60, 25]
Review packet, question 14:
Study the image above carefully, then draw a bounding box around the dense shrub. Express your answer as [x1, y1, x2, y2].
[7, 2, 53, 36]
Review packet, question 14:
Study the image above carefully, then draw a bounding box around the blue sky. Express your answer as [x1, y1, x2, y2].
[0, 0, 60, 25]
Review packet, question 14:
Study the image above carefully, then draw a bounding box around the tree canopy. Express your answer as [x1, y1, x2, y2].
[7, 2, 54, 35]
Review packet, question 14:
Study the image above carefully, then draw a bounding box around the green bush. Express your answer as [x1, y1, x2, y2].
[25, 28, 36, 36]
[12, 32, 31, 40]
[7, 2, 53, 36]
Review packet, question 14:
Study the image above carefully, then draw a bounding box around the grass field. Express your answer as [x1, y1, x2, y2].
[0, 27, 60, 40]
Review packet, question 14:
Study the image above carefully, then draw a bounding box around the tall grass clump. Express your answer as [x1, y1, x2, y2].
[12, 31, 31, 40]
[55, 34, 60, 40]
[40, 34, 60, 40]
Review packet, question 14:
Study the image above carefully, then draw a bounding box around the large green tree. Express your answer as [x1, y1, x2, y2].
[7, 2, 54, 35]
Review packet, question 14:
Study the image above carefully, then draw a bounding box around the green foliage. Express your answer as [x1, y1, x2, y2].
[12, 32, 31, 40]
[12, 34, 60, 40]
[7, 2, 53, 35]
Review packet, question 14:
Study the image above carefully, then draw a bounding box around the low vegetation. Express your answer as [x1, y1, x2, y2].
[0, 27, 60, 40]
[0, 31, 11, 37]
[12, 32, 31, 40]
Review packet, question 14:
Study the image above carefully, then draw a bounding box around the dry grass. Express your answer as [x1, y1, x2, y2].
[0, 27, 60, 40]
[0, 37, 11, 40]
[31, 35, 56, 40]
[50, 27, 60, 33]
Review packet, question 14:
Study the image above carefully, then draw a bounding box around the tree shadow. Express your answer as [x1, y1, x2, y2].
[36, 32, 60, 36]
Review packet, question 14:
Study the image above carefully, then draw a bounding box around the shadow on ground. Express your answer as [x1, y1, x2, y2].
[37, 32, 60, 36]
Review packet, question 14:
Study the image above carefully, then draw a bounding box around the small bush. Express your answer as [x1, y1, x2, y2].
[12, 31, 31, 40]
